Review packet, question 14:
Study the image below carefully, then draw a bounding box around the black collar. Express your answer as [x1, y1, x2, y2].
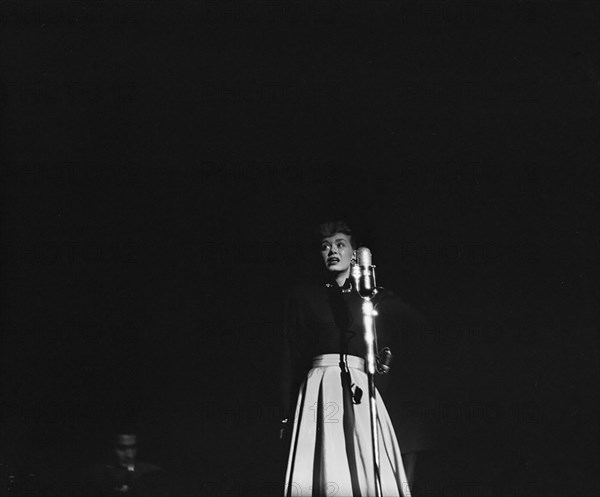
[325, 278, 353, 293]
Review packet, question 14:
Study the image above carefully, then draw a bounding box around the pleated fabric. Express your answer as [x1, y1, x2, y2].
[284, 354, 411, 497]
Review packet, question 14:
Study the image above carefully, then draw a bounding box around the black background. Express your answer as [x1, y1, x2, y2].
[1, 1, 598, 496]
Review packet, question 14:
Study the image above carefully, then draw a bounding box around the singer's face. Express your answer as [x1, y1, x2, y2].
[114, 434, 137, 468]
[320, 233, 354, 274]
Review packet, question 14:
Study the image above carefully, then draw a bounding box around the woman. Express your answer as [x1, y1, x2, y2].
[281, 221, 411, 497]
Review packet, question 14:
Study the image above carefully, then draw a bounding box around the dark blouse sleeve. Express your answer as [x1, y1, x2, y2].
[373, 290, 431, 391]
[377, 290, 429, 346]
[376, 291, 441, 452]
[280, 285, 313, 417]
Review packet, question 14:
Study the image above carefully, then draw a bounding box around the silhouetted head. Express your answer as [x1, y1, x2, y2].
[113, 432, 137, 469]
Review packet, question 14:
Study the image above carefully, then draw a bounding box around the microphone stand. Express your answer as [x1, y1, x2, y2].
[352, 262, 383, 497]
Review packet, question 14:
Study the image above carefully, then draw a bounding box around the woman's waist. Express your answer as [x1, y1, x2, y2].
[311, 353, 365, 370]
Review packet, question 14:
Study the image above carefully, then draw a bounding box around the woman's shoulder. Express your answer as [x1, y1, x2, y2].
[374, 287, 402, 305]
[377, 288, 429, 321]
[286, 280, 326, 300]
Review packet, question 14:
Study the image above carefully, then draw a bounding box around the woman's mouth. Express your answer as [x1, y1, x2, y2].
[327, 257, 340, 265]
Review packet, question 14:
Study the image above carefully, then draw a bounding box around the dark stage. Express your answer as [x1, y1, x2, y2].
[1, 1, 598, 496]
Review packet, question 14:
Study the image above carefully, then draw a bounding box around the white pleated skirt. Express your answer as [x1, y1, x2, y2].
[284, 354, 411, 497]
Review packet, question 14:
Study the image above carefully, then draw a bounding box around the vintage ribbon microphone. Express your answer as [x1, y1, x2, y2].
[351, 246, 383, 497]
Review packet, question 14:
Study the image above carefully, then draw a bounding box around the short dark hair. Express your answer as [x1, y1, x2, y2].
[319, 220, 357, 249]
[111, 420, 139, 442]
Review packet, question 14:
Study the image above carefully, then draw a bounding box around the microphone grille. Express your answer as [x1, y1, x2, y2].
[357, 247, 372, 266]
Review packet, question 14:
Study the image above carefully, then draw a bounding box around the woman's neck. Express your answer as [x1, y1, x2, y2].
[335, 268, 350, 287]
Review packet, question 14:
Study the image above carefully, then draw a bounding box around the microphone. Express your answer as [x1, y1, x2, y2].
[356, 246, 377, 298]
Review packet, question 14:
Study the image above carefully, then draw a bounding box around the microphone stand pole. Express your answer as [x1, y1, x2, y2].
[352, 263, 383, 497]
